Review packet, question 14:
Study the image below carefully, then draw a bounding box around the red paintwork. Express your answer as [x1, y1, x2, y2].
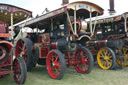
[0, 22, 8, 33]
[0, 46, 6, 60]
[0, 3, 32, 16]
[0, 41, 14, 51]
[75, 49, 90, 73]
[64, 52, 75, 66]
[50, 42, 58, 49]
[0, 49, 13, 76]
[13, 58, 22, 84]
[46, 51, 62, 79]
[0, 34, 11, 37]
[0, 2, 31, 84]
[40, 45, 49, 58]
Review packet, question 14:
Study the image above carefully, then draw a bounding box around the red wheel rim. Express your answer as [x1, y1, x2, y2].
[13, 59, 22, 84]
[75, 49, 90, 73]
[47, 52, 61, 79]
[0, 46, 6, 60]
[16, 40, 28, 63]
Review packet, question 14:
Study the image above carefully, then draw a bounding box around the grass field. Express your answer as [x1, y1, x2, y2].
[0, 64, 128, 85]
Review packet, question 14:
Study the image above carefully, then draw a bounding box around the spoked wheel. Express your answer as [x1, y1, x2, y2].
[13, 57, 27, 85]
[97, 47, 117, 70]
[15, 38, 34, 71]
[46, 49, 66, 80]
[75, 47, 94, 73]
[117, 47, 128, 66]
[0, 46, 8, 63]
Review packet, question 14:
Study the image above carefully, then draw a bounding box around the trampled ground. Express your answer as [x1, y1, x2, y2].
[0, 65, 128, 85]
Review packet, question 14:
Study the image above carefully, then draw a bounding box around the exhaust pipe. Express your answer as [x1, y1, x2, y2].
[109, 0, 116, 15]
[62, 0, 69, 6]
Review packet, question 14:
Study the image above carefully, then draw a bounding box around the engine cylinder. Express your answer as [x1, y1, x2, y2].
[50, 38, 77, 52]
[107, 39, 124, 49]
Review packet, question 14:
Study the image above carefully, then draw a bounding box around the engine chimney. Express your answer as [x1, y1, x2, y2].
[109, 0, 116, 15]
[62, 0, 69, 6]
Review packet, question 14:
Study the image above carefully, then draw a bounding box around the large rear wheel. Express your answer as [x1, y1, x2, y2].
[15, 38, 34, 71]
[117, 47, 128, 66]
[97, 47, 117, 70]
[75, 47, 94, 73]
[46, 49, 66, 80]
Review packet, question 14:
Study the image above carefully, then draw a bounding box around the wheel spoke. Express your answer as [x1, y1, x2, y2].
[55, 68, 59, 75]
[18, 46, 23, 51]
[83, 63, 87, 71]
[117, 47, 128, 66]
[80, 51, 84, 57]
[55, 56, 59, 62]
[22, 43, 26, 51]
[51, 55, 54, 62]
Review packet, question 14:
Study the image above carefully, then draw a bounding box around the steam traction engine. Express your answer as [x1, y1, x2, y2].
[86, 12, 128, 70]
[0, 3, 32, 84]
[14, 1, 104, 79]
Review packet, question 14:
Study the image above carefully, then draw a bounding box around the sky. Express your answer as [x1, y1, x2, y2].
[0, 0, 128, 17]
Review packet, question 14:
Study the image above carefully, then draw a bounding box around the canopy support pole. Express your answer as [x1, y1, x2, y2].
[89, 8, 93, 36]
[123, 14, 127, 32]
[11, 13, 14, 40]
[74, 5, 77, 34]
[66, 11, 75, 34]
[92, 13, 98, 34]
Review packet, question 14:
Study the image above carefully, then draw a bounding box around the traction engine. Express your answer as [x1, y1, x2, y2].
[0, 3, 32, 84]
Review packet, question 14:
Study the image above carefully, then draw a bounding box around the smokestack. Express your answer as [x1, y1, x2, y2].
[109, 0, 116, 15]
[62, 0, 69, 6]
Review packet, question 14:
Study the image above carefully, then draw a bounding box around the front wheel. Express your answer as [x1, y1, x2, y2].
[13, 57, 27, 85]
[75, 47, 94, 73]
[46, 49, 66, 80]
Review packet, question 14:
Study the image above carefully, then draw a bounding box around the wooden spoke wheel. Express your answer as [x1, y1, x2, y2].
[15, 38, 34, 71]
[117, 47, 128, 66]
[13, 57, 27, 85]
[0, 46, 8, 63]
[75, 47, 94, 73]
[97, 47, 116, 70]
[46, 49, 66, 80]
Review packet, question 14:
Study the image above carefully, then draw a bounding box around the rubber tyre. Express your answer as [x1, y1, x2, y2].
[97, 47, 117, 70]
[75, 46, 94, 74]
[15, 38, 34, 71]
[46, 49, 66, 80]
[13, 56, 27, 85]
[116, 46, 128, 66]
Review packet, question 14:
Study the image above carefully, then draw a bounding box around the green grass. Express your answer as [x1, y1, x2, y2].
[0, 65, 128, 85]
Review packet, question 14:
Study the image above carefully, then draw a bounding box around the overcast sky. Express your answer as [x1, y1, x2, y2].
[0, 0, 128, 17]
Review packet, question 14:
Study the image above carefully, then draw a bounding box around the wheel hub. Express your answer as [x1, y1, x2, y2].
[81, 57, 87, 64]
[20, 52, 24, 57]
[52, 61, 60, 68]
[104, 56, 109, 60]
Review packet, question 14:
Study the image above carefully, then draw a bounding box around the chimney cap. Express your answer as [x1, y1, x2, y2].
[62, 0, 69, 6]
